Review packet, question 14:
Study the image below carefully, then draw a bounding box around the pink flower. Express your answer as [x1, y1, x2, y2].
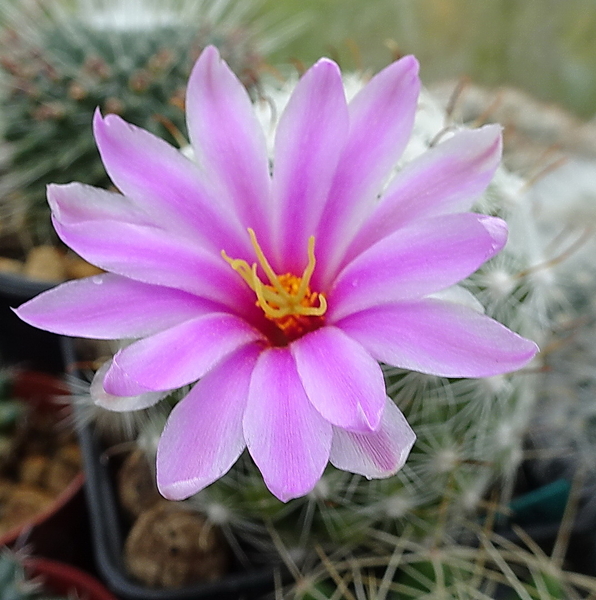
[16, 47, 538, 502]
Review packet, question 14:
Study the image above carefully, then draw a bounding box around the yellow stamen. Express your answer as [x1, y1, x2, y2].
[247, 229, 290, 299]
[222, 229, 327, 326]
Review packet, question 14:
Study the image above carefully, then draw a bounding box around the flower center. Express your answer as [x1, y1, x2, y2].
[222, 229, 327, 343]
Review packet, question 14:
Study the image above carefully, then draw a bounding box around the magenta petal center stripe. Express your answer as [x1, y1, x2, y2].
[157, 344, 259, 501]
[244, 347, 332, 502]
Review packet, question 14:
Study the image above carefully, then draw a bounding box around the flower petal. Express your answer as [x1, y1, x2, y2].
[106, 313, 265, 393]
[51, 216, 253, 311]
[157, 345, 260, 500]
[91, 361, 166, 412]
[271, 58, 348, 272]
[315, 56, 421, 287]
[344, 125, 503, 262]
[103, 358, 155, 398]
[15, 273, 217, 339]
[186, 46, 271, 239]
[48, 183, 152, 227]
[292, 326, 385, 433]
[428, 285, 485, 313]
[93, 110, 248, 255]
[330, 398, 416, 478]
[329, 213, 507, 321]
[244, 347, 332, 502]
[336, 299, 539, 378]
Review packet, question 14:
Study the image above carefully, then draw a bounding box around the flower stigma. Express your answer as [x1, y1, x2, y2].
[222, 229, 327, 343]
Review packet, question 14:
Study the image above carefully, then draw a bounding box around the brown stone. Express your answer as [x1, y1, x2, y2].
[0, 257, 23, 275]
[0, 479, 15, 503]
[55, 443, 82, 468]
[124, 502, 230, 589]
[0, 485, 54, 535]
[117, 449, 161, 520]
[18, 454, 49, 487]
[64, 255, 103, 280]
[42, 443, 81, 493]
[23, 245, 67, 282]
[45, 456, 79, 494]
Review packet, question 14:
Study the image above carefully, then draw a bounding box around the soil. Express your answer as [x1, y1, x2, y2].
[0, 373, 82, 538]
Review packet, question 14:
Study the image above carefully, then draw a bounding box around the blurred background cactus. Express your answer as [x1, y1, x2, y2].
[0, 548, 69, 600]
[0, 0, 273, 250]
[260, 0, 596, 121]
[521, 122, 596, 498]
[437, 75, 596, 530]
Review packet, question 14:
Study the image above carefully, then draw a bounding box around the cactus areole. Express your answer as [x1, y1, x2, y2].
[16, 47, 538, 502]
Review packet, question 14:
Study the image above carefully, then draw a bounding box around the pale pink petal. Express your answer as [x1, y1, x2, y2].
[314, 56, 421, 287]
[291, 326, 385, 433]
[106, 313, 265, 393]
[15, 274, 218, 339]
[329, 213, 507, 321]
[51, 217, 254, 312]
[157, 345, 260, 500]
[428, 285, 485, 313]
[93, 110, 248, 256]
[103, 358, 155, 398]
[185, 46, 271, 241]
[244, 347, 332, 502]
[271, 58, 348, 272]
[330, 398, 416, 478]
[91, 361, 166, 412]
[336, 299, 539, 378]
[344, 125, 503, 263]
[48, 183, 153, 227]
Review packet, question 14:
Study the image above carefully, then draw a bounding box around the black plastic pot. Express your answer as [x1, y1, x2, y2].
[496, 460, 596, 578]
[62, 341, 276, 600]
[0, 271, 62, 372]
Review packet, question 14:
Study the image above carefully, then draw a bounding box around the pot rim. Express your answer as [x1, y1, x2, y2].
[25, 556, 118, 600]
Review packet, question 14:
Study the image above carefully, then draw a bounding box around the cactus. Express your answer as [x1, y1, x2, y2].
[278, 517, 596, 599]
[523, 161, 596, 489]
[426, 80, 596, 499]
[0, 0, 264, 245]
[0, 548, 68, 600]
[276, 475, 594, 599]
[92, 75, 563, 567]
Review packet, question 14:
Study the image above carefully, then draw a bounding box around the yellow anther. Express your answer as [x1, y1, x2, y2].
[222, 229, 327, 326]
